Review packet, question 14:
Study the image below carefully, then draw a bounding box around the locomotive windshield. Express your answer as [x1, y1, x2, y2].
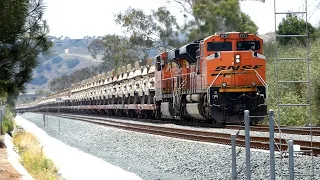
[237, 41, 260, 50]
[207, 42, 232, 51]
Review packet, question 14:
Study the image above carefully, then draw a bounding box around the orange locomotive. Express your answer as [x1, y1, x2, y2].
[154, 32, 267, 124]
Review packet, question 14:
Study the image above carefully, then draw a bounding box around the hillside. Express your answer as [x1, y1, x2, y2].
[25, 37, 103, 93]
[259, 32, 275, 43]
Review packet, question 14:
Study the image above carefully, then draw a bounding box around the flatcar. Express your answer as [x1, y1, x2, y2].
[16, 32, 267, 125]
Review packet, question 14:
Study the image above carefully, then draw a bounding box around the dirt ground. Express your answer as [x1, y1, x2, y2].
[0, 136, 22, 180]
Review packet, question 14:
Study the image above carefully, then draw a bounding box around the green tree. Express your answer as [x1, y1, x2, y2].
[0, 0, 52, 106]
[277, 14, 317, 45]
[165, 0, 204, 38]
[115, 6, 179, 52]
[49, 74, 71, 92]
[167, 0, 258, 41]
[88, 34, 146, 70]
[263, 39, 320, 126]
[48, 65, 102, 92]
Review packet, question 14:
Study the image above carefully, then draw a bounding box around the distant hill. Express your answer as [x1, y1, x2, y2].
[259, 32, 275, 43]
[25, 37, 103, 93]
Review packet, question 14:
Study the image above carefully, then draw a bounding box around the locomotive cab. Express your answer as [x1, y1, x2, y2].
[202, 32, 267, 124]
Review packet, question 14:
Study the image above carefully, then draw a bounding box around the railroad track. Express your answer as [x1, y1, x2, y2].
[254, 124, 320, 131]
[45, 113, 320, 156]
[225, 124, 320, 136]
[33, 111, 320, 136]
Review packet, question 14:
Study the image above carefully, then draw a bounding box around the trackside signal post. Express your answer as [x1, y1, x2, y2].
[244, 110, 251, 180]
[274, 0, 314, 179]
[268, 110, 275, 180]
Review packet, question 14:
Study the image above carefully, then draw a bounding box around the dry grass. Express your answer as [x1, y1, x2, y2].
[13, 128, 59, 180]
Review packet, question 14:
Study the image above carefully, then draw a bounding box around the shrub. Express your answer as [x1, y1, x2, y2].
[65, 59, 80, 69]
[31, 75, 48, 85]
[1, 108, 15, 135]
[264, 39, 320, 126]
[44, 63, 52, 72]
[51, 56, 63, 64]
[277, 14, 317, 46]
[2, 118, 14, 135]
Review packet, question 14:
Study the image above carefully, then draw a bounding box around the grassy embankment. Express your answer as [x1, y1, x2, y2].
[1, 108, 59, 180]
[264, 39, 320, 126]
[13, 127, 59, 180]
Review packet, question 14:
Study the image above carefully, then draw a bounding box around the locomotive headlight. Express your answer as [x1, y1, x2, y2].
[235, 54, 240, 63]
[252, 81, 256, 86]
[222, 82, 227, 87]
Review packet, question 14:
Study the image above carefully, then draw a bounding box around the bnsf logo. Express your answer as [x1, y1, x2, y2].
[211, 65, 263, 76]
[214, 65, 263, 71]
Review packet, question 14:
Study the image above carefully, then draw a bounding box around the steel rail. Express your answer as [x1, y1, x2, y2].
[255, 124, 320, 130]
[225, 125, 320, 136]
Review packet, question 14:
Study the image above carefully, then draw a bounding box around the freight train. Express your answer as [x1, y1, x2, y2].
[16, 32, 267, 125]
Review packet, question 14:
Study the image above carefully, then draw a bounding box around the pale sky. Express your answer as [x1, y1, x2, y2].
[43, 0, 320, 39]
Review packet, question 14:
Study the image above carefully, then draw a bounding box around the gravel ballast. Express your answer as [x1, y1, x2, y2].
[20, 113, 320, 180]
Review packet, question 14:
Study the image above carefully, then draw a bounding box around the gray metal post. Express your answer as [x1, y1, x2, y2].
[244, 110, 251, 180]
[46, 103, 48, 126]
[288, 139, 294, 180]
[231, 134, 237, 180]
[43, 113, 45, 127]
[58, 101, 60, 133]
[269, 110, 275, 180]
